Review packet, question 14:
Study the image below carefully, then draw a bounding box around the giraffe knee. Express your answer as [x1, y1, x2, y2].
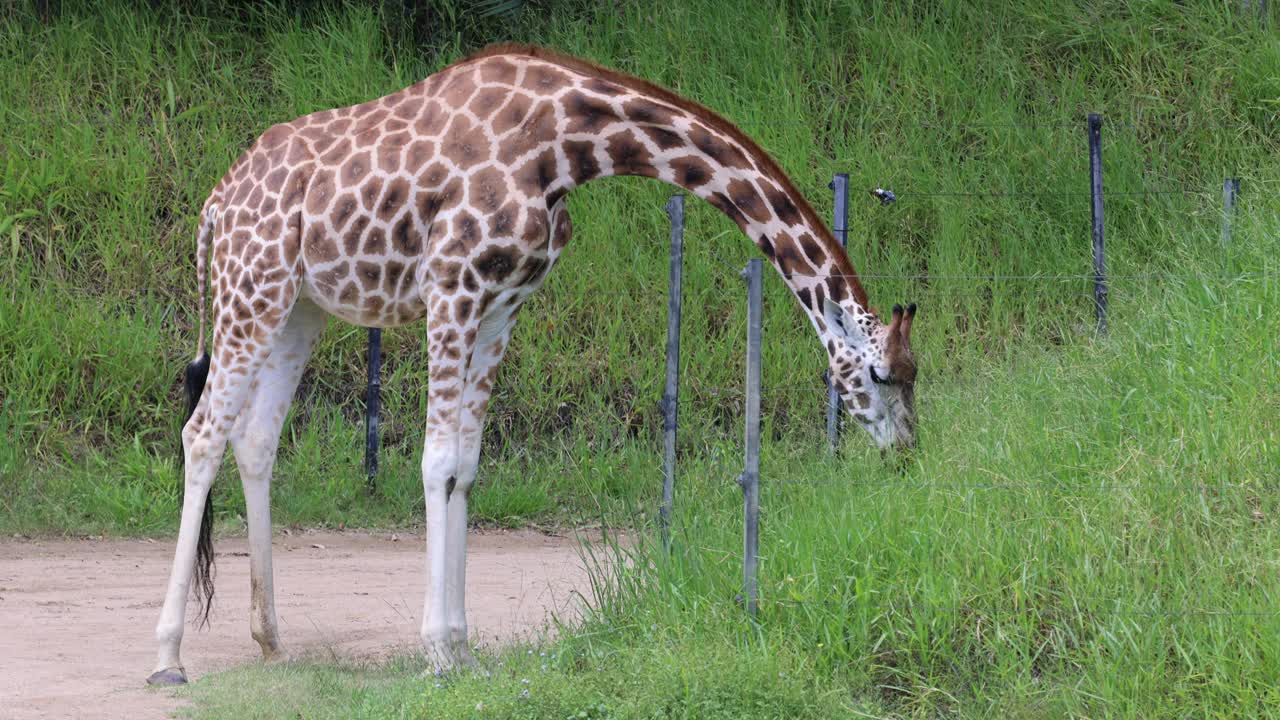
[231, 421, 280, 478]
[422, 453, 459, 496]
[181, 414, 208, 452]
[452, 457, 479, 496]
[181, 435, 218, 483]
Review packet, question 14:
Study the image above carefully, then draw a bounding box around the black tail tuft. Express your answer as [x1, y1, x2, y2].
[180, 353, 216, 628]
[184, 354, 210, 422]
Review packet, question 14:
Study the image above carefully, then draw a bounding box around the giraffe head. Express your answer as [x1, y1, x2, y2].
[822, 299, 919, 450]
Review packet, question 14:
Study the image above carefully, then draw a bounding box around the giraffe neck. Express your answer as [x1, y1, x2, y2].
[498, 48, 873, 337]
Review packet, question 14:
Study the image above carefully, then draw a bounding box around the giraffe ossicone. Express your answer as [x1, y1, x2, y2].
[148, 44, 919, 684]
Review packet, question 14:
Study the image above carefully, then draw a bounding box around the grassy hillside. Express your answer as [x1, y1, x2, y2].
[1, 0, 1277, 531]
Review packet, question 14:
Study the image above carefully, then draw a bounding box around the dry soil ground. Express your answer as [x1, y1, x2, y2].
[0, 528, 595, 719]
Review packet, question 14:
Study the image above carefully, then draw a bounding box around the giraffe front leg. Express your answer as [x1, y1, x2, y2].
[421, 428, 460, 672]
[445, 314, 517, 663]
[419, 325, 468, 673]
[442, 434, 487, 667]
[444, 464, 476, 666]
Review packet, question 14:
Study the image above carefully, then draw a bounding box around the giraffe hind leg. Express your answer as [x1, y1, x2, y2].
[150, 265, 302, 684]
[228, 298, 327, 663]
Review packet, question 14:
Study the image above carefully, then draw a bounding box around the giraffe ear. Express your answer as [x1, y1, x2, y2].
[899, 302, 917, 347]
[822, 298, 870, 347]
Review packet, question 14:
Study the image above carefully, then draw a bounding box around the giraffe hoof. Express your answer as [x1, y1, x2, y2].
[451, 642, 478, 668]
[146, 667, 188, 686]
[265, 650, 291, 665]
[424, 640, 460, 675]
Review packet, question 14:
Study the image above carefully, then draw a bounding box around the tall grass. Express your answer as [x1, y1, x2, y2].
[183, 248, 1279, 717]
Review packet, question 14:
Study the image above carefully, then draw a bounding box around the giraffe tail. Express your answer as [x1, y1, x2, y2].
[193, 201, 216, 359]
[183, 201, 216, 627]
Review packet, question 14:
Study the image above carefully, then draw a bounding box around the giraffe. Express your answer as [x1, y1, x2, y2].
[147, 44, 919, 685]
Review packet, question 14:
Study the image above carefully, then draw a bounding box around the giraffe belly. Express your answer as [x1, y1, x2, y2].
[300, 257, 428, 328]
[313, 291, 430, 328]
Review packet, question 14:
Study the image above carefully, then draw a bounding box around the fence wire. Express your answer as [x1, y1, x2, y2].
[647, 164, 1280, 625]
[11, 112, 1279, 129]
[876, 187, 1218, 198]
[765, 477, 1280, 492]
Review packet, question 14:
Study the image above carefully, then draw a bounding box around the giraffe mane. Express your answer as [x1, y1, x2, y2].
[458, 43, 870, 311]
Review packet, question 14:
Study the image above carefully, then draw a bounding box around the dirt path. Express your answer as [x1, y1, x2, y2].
[0, 528, 597, 720]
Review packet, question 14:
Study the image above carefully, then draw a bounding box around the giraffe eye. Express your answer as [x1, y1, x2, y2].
[869, 366, 893, 385]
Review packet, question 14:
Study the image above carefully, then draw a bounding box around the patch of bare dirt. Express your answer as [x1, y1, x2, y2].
[0, 528, 596, 720]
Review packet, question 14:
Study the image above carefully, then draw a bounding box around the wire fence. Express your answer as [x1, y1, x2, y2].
[11, 109, 1280, 129]
[608, 121, 1273, 623]
[765, 477, 1280, 492]
[710, 259, 1275, 623]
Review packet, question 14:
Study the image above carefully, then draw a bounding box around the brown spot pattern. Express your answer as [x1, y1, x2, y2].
[564, 90, 620, 134]
[499, 101, 557, 164]
[303, 224, 338, 265]
[521, 65, 570, 92]
[359, 176, 384, 212]
[376, 133, 408, 174]
[605, 131, 655, 177]
[363, 226, 387, 255]
[479, 58, 517, 84]
[727, 178, 769, 223]
[762, 183, 802, 226]
[377, 177, 410, 222]
[623, 98, 678, 126]
[689, 124, 751, 170]
[470, 86, 508, 120]
[564, 140, 600, 185]
[392, 215, 423, 255]
[331, 193, 358, 232]
[515, 148, 557, 196]
[356, 261, 382, 290]
[468, 167, 507, 213]
[669, 155, 712, 188]
[340, 152, 371, 187]
[441, 116, 491, 169]
[475, 245, 518, 281]
[492, 93, 532, 135]
[404, 140, 435, 175]
[448, 211, 483, 255]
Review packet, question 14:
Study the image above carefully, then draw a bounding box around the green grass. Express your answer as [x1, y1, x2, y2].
[3, 0, 1280, 715]
[179, 268, 1279, 718]
[3, 0, 1277, 535]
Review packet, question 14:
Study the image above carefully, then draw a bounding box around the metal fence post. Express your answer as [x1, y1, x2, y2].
[1239, 0, 1269, 22]
[825, 173, 849, 453]
[738, 259, 762, 619]
[365, 327, 382, 492]
[660, 194, 685, 548]
[1088, 114, 1108, 335]
[1222, 177, 1240, 247]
